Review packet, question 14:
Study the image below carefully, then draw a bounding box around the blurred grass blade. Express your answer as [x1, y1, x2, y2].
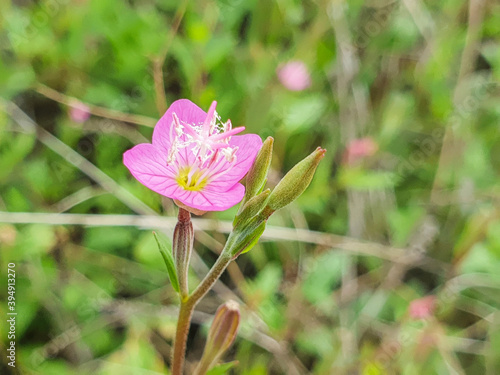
[206, 361, 238, 375]
[153, 231, 180, 293]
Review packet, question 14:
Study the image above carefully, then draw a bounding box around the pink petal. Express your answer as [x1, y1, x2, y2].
[343, 137, 378, 165]
[208, 134, 263, 190]
[152, 99, 207, 152]
[409, 296, 436, 320]
[175, 183, 245, 212]
[277, 61, 312, 91]
[123, 143, 179, 197]
[69, 103, 91, 123]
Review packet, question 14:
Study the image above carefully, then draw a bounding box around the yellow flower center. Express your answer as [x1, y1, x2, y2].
[176, 168, 208, 191]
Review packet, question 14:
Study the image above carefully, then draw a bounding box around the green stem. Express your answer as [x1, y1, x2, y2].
[171, 251, 232, 375]
[171, 299, 194, 375]
[193, 357, 210, 375]
[190, 252, 232, 303]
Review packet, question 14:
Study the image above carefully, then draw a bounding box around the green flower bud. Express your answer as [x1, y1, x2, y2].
[233, 189, 271, 228]
[241, 137, 274, 208]
[266, 147, 326, 213]
[173, 208, 194, 299]
[194, 301, 240, 375]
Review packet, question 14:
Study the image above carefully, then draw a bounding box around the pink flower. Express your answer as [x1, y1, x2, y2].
[409, 296, 436, 320]
[277, 61, 312, 91]
[69, 102, 91, 123]
[343, 137, 378, 166]
[123, 99, 262, 213]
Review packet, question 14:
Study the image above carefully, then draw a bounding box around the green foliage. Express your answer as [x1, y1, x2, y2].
[206, 361, 238, 375]
[244, 263, 285, 332]
[302, 252, 347, 312]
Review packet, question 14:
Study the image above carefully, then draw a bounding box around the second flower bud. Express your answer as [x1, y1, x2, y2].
[173, 208, 194, 299]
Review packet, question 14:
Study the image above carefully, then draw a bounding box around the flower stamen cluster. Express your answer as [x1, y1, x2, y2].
[168, 102, 244, 191]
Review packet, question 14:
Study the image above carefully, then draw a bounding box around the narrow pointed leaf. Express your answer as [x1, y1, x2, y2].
[153, 232, 180, 293]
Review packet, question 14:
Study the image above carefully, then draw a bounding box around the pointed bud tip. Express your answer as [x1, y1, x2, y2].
[315, 147, 327, 157]
[225, 300, 240, 311]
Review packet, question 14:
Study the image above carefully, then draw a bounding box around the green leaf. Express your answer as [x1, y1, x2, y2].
[245, 263, 283, 300]
[153, 232, 180, 294]
[283, 95, 327, 133]
[459, 243, 500, 276]
[302, 252, 348, 311]
[206, 361, 238, 375]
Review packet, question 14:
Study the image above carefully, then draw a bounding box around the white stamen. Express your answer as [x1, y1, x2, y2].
[221, 146, 238, 163]
[167, 110, 240, 183]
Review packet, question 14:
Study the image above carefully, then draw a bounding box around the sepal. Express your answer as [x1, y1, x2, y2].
[233, 189, 270, 228]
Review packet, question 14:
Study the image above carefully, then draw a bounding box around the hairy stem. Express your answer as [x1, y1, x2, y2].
[171, 298, 194, 375]
[190, 252, 233, 304]
[171, 250, 233, 375]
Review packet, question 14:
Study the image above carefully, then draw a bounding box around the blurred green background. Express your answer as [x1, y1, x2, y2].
[1, 0, 500, 374]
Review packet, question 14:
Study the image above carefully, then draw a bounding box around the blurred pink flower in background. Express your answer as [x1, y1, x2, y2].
[409, 296, 436, 319]
[277, 60, 312, 91]
[343, 137, 378, 166]
[69, 102, 91, 123]
[123, 99, 262, 213]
